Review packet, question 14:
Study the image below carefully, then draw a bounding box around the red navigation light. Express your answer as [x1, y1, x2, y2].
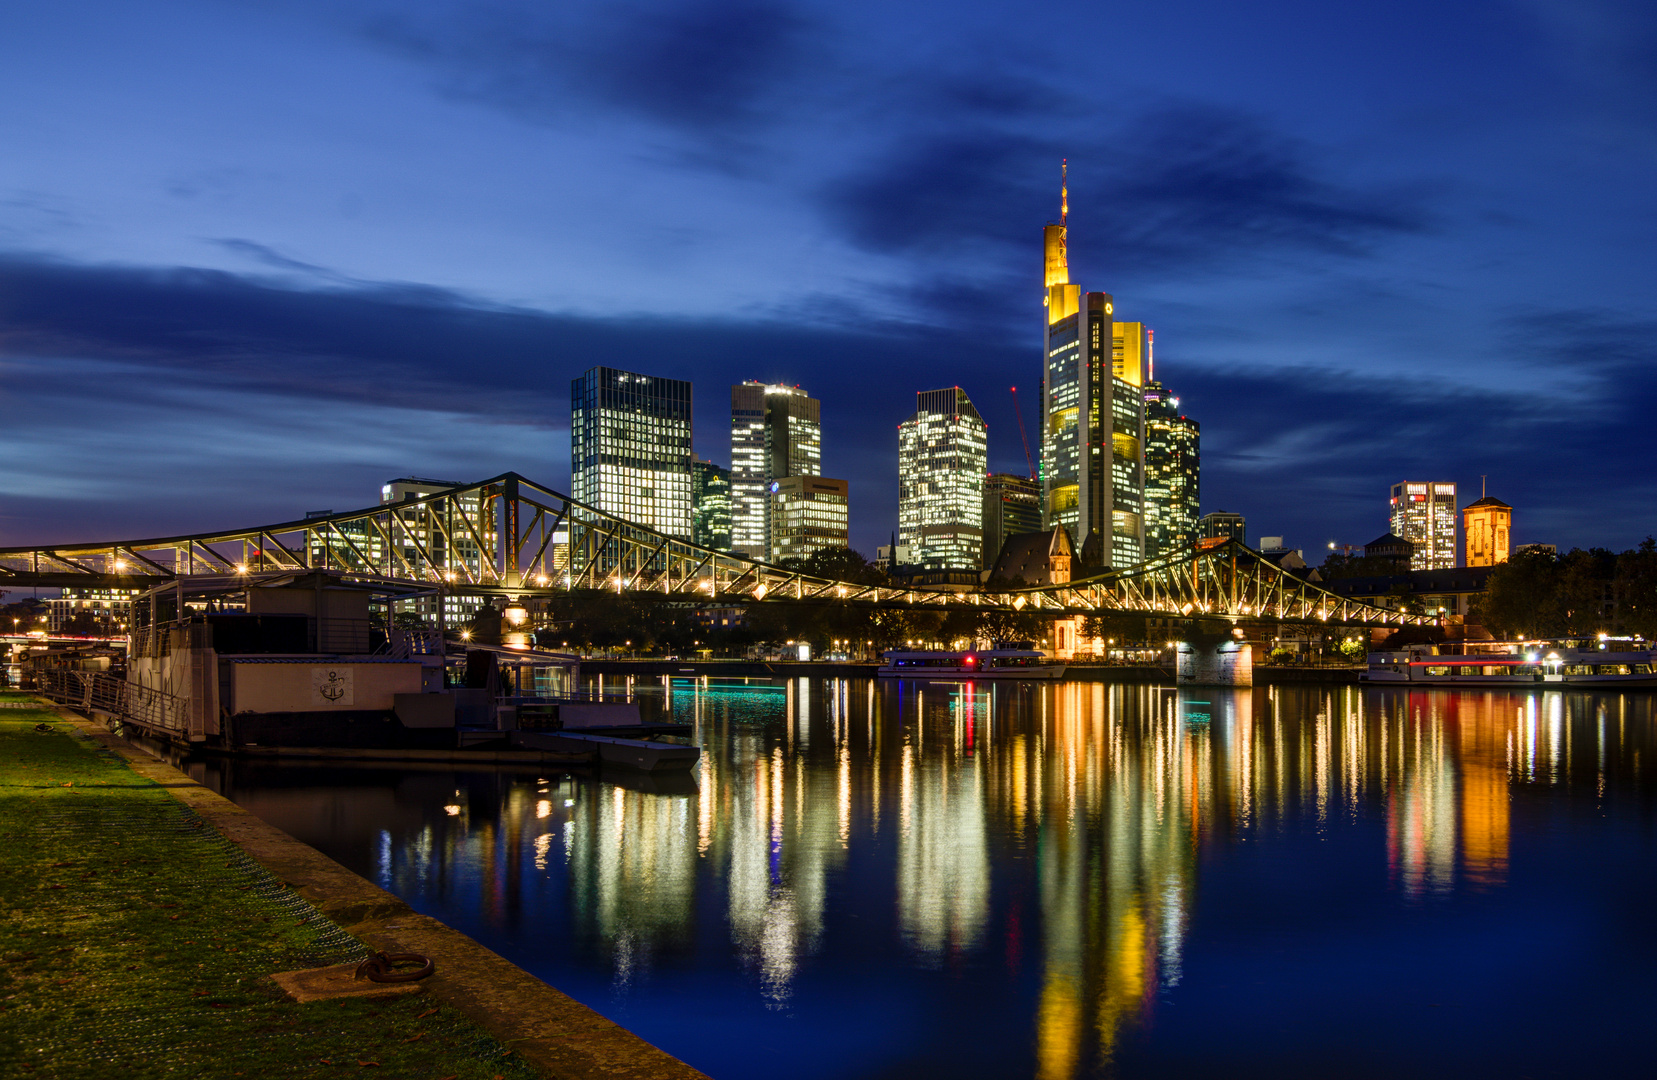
[964, 655, 977, 666]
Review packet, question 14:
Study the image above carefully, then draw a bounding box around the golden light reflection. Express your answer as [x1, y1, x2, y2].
[278, 676, 1648, 1080]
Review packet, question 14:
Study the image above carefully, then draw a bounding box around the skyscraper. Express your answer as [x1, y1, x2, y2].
[1142, 377, 1200, 559]
[982, 473, 1042, 569]
[1040, 165, 1145, 569]
[1462, 495, 1511, 567]
[898, 387, 987, 571]
[730, 382, 822, 560]
[571, 367, 693, 537]
[1199, 511, 1246, 544]
[691, 459, 732, 552]
[1389, 482, 1457, 570]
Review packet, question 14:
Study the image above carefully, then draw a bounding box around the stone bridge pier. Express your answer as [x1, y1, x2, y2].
[1177, 631, 1254, 687]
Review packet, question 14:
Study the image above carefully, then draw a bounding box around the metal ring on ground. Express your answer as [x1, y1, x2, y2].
[355, 951, 436, 983]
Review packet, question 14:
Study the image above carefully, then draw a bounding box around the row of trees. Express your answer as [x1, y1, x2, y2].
[1475, 540, 1657, 639]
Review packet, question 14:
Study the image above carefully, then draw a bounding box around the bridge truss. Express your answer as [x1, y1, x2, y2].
[0, 472, 1426, 627]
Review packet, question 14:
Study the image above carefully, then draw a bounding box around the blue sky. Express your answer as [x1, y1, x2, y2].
[2, 0, 1654, 556]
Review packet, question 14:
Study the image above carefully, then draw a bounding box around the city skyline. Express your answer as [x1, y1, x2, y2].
[1, 1, 1653, 557]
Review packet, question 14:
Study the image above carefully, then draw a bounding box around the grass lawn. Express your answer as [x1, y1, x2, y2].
[0, 693, 542, 1080]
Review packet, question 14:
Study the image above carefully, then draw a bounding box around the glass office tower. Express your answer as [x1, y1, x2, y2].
[898, 387, 988, 571]
[571, 367, 693, 538]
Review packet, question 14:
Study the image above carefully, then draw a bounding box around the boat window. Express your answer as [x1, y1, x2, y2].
[1424, 665, 1451, 676]
[1634, 664, 1653, 675]
[1565, 664, 1594, 675]
[1596, 665, 1631, 676]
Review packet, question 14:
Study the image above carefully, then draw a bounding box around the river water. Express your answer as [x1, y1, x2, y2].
[194, 678, 1657, 1079]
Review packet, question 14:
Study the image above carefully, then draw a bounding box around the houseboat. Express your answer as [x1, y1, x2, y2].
[1361, 639, 1657, 688]
[878, 648, 1067, 680]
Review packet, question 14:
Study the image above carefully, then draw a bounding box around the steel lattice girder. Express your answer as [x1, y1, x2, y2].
[0, 472, 1430, 627]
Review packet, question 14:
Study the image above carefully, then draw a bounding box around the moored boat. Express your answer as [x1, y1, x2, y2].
[1360, 638, 1657, 688]
[877, 648, 1066, 679]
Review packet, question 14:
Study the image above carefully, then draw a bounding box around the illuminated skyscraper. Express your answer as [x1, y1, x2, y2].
[1462, 495, 1511, 567]
[1199, 511, 1245, 544]
[982, 473, 1042, 569]
[898, 387, 987, 571]
[730, 382, 821, 560]
[1389, 481, 1457, 570]
[571, 367, 693, 537]
[770, 476, 849, 563]
[1040, 164, 1145, 569]
[1142, 377, 1199, 559]
[692, 459, 732, 551]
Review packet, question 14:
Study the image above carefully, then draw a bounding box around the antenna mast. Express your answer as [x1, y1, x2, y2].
[1010, 387, 1036, 482]
[1147, 328, 1154, 383]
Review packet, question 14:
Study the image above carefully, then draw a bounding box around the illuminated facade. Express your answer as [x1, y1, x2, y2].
[730, 383, 822, 561]
[898, 387, 987, 571]
[1390, 481, 1457, 570]
[47, 586, 139, 633]
[1040, 169, 1145, 569]
[1199, 510, 1245, 543]
[1462, 496, 1511, 567]
[572, 367, 693, 538]
[1141, 381, 1200, 559]
[692, 459, 732, 552]
[769, 476, 849, 563]
[981, 473, 1042, 569]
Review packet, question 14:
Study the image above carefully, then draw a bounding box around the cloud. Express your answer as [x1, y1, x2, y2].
[365, 0, 813, 154]
[827, 105, 1430, 280]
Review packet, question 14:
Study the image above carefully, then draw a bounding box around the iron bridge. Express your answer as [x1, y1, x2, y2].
[0, 472, 1427, 627]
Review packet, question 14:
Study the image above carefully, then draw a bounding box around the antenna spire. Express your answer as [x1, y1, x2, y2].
[1147, 328, 1154, 383]
[1060, 159, 1068, 227]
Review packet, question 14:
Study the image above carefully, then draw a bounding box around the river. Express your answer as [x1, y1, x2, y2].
[191, 677, 1657, 1079]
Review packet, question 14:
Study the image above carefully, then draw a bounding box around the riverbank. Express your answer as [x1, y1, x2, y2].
[0, 692, 710, 1080]
[582, 658, 1362, 684]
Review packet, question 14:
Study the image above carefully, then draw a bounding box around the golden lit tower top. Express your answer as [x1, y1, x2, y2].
[1043, 159, 1070, 291]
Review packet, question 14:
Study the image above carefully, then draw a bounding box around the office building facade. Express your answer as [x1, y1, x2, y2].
[1462, 496, 1512, 567]
[1199, 511, 1246, 544]
[982, 473, 1042, 570]
[571, 367, 693, 538]
[692, 459, 732, 552]
[769, 476, 849, 563]
[1040, 174, 1145, 569]
[898, 387, 987, 571]
[1390, 481, 1457, 570]
[1142, 381, 1200, 559]
[730, 382, 822, 560]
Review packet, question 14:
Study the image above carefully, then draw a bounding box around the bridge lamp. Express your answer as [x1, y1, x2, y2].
[535, 575, 549, 586]
[444, 572, 456, 582]
[503, 601, 529, 627]
[235, 563, 249, 574]
[113, 559, 126, 572]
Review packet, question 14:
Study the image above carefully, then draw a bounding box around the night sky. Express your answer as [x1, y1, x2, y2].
[3, 1, 1654, 558]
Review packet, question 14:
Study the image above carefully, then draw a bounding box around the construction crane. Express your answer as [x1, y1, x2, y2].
[1009, 386, 1036, 481]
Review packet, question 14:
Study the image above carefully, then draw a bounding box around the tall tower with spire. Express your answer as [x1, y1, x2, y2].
[1040, 163, 1146, 569]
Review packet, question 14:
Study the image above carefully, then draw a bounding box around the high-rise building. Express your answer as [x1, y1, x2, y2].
[730, 382, 821, 560]
[692, 459, 732, 552]
[982, 473, 1042, 570]
[769, 476, 849, 563]
[1199, 511, 1246, 544]
[1142, 378, 1199, 559]
[898, 387, 987, 570]
[571, 367, 693, 537]
[1462, 496, 1512, 567]
[1390, 481, 1457, 570]
[1040, 165, 1145, 569]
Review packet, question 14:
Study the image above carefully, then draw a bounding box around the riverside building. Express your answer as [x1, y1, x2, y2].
[1040, 165, 1145, 569]
[1463, 495, 1512, 567]
[571, 367, 693, 538]
[898, 387, 987, 571]
[1142, 376, 1200, 559]
[730, 382, 821, 561]
[1389, 481, 1457, 570]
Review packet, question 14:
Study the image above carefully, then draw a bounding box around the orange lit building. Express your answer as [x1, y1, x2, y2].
[1462, 496, 1512, 567]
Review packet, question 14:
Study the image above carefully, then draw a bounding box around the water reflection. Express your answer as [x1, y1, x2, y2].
[199, 680, 1657, 1080]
